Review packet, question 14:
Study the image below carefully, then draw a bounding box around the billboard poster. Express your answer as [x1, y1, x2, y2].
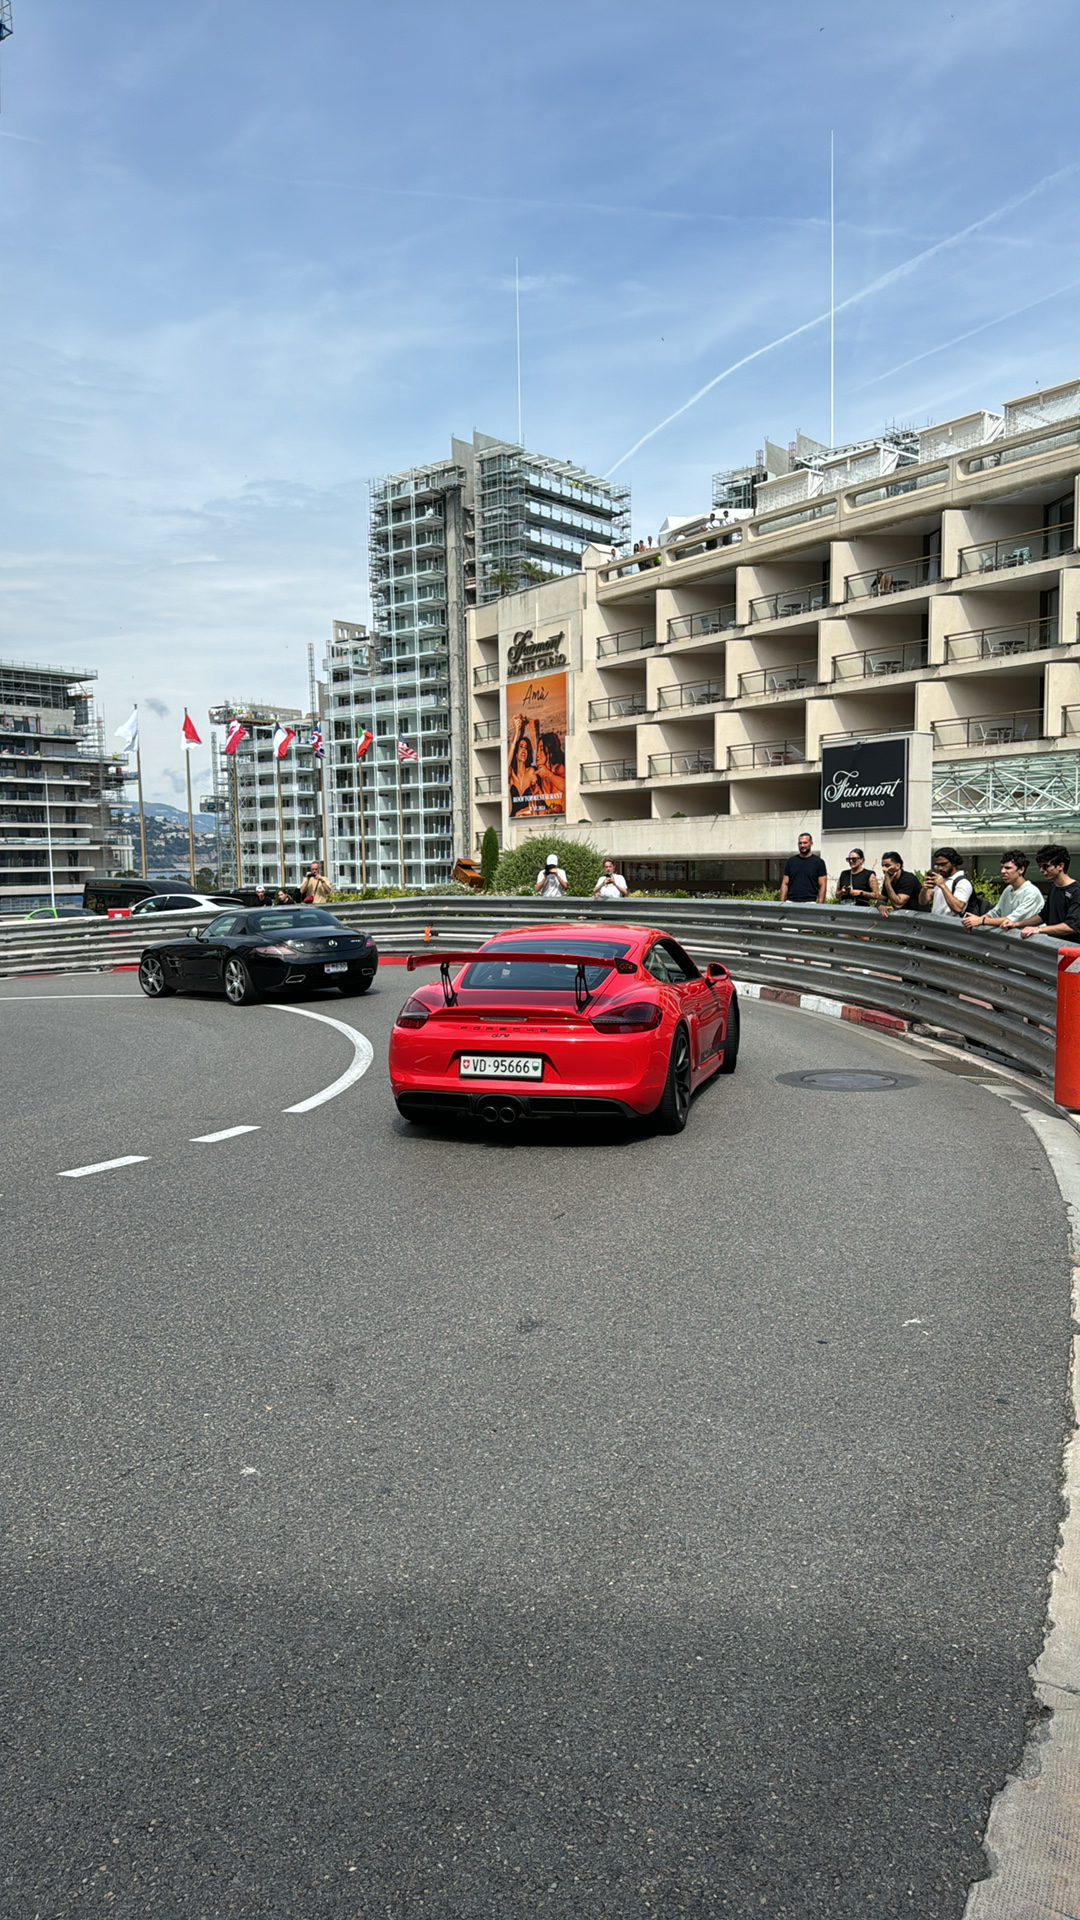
[821, 735, 908, 831]
[506, 672, 567, 818]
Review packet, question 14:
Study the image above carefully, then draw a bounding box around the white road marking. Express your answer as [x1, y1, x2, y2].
[58, 1155, 149, 1178]
[0, 992, 138, 999]
[190, 1125, 261, 1143]
[269, 1003, 374, 1112]
[963, 1085, 1080, 1919]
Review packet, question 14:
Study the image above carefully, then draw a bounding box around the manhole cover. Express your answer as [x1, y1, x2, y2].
[777, 1069, 912, 1092]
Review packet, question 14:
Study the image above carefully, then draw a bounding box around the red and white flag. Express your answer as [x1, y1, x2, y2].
[356, 725, 374, 759]
[397, 736, 419, 763]
[182, 710, 201, 750]
[224, 719, 247, 755]
[272, 725, 296, 759]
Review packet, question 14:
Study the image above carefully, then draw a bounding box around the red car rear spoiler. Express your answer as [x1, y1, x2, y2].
[404, 948, 636, 1010]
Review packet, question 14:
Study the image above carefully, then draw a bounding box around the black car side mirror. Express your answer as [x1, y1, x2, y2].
[707, 962, 728, 980]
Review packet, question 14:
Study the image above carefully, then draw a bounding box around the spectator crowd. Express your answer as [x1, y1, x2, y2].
[780, 837, 1080, 939]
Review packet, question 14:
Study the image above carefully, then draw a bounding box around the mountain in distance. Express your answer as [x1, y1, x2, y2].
[136, 802, 219, 833]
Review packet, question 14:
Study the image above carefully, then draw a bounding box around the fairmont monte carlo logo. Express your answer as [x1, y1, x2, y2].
[506, 628, 568, 675]
[823, 768, 903, 805]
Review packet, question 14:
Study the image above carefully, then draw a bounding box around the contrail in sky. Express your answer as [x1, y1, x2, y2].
[855, 279, 1080, 389]
[604, 163, 1079, 476]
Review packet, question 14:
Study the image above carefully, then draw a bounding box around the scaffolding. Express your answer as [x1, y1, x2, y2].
[933, 752, 1080, 836]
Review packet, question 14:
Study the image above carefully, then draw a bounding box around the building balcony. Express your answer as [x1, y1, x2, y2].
[726, 741, 807, 770]
[748, 585, 830, 623]
[588, 694, 648, 722]
[647, 751, 715, 779]
[580, 760, 639, 785]
[931, 708, 1044, 749]
[957, 525, 1073, 574]
[597, 627, 655, 659]
[475, 774, 501, 797]
[1064, 707, 1080, 736]
[657, 679, 725, 711]
[944, 617, 1061, 664]
[667, 607, 737, 642]
[844, 556, 940, 600]
[833, 641, 928, 681]
[473, 662, 499, 687]
[474, 718, 501, 742]
[737, 660, 818, 697]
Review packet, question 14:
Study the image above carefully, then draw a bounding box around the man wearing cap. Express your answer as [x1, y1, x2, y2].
[535, 852, 568, 898]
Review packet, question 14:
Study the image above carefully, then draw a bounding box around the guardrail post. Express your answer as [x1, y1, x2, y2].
[1054, 945, 1080, 1108]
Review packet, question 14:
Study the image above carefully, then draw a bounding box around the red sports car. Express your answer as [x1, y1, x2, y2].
[389, 922, 738, 1133]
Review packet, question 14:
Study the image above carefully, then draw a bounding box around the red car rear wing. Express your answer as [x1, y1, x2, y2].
[404, 948, 637, 1010]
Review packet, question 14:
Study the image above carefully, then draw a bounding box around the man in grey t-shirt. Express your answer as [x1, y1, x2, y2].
[963, 851, 1043, 931]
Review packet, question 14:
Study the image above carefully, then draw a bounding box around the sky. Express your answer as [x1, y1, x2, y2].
[2, 0, 1079, 804]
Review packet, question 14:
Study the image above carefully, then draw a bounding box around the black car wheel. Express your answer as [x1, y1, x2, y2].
[223, 956, 258, 1005]
[138, 954, 175, 999]
[655, 1023, 691, 1134]
[717, 994, 740, 1074]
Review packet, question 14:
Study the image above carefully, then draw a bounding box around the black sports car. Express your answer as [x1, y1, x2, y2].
[137, 906, 379, 1005]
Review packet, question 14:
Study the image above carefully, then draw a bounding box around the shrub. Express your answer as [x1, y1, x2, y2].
[480, 826, 500, 890]
[492, 835, 603, 897]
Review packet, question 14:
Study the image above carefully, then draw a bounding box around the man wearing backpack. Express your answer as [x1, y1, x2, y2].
[920, 848, 974, 918]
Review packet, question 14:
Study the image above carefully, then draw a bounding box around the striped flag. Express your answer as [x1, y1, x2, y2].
[357, 725, 374, 759]
[309, 725, 324, 759]
[272, 725, 296, 759]
[224, 719, 247, 755]
[182, 711, 201, 750]
[397, 736, 419, 763]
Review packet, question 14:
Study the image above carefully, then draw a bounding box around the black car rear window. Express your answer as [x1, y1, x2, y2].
[461, 937, 632, 993]
[249, 910, 338, 932]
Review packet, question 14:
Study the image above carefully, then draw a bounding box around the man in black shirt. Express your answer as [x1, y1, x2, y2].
[877, 850, 921, 917]
[1020, 844, 1080, 941]
[779, 832, 828, 904]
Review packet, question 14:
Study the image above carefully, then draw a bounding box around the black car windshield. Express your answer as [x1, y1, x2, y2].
[461, 936, 632, 993]
[247, 909, 339, 933]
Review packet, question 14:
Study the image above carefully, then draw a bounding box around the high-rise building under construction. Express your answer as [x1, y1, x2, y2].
[354, 432, 628, 886]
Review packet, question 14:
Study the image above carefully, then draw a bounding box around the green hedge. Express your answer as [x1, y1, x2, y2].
[492, 836, 604, 897]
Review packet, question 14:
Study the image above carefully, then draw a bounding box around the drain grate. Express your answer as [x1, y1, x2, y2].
[777, 1069, 913, 1092]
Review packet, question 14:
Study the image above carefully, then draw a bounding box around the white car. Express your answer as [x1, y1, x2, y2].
[129, 892, 241, 916]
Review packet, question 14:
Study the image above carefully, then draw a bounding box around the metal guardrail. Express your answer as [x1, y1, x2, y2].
[0, 899, 1057, 1079]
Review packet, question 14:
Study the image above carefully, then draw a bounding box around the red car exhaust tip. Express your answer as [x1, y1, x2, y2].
[477, 1096, 522, 1126]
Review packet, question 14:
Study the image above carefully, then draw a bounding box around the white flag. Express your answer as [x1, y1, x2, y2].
[115, 709, 139, 753]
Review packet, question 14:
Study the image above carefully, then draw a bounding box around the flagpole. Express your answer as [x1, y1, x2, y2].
[135, 718, 147, 879]
[275, 742, 286, 891]
[396, 746, 404, 886]
[43, 748, 57, 910]
[184, 718, 196, 885]
[358, 753, 368, 890]
[320, 753, 329, 876]
[231, 750, 242, 890]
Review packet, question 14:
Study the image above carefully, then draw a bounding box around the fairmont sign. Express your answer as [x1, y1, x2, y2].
[821, 736, 908, 830]
[506, 627, 568, 675]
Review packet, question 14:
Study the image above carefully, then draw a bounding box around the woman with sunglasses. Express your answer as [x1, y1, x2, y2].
[836, 848, 880, 906]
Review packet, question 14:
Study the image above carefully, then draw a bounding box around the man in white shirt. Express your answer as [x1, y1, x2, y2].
[593, 859, 628, 902]
[963, 851, 1043, 931]
[535, 853, 568, 898]
[920, 847, 973, 917]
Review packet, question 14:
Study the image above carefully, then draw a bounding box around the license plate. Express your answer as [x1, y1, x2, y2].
[324, 962, 348, 974]
[459, 1054, 543, 1079]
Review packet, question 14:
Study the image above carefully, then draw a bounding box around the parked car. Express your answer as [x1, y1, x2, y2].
[137, 905, 379, 1005]
[23, 904, 88, 920]
[130, 892, 242, 915]
[84, 878, 202, 914]
[390, 921, 739, 1133]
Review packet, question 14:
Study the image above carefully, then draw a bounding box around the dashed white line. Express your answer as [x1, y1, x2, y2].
[269, 1004, 374, 1112]
[190, 1125, 261, 1144]
[58, 1155, 149, 1179]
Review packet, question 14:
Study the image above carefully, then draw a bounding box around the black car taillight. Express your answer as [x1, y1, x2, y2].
[252, 943, 295, 959]
[590, 1000, 664, 1034]
[395, 995, 430, 1029]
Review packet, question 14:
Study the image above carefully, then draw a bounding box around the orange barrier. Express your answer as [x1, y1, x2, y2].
[1055, 945, 1080, 1108]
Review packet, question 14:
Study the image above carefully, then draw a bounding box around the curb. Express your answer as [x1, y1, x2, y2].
[731, 978, 907, 1034]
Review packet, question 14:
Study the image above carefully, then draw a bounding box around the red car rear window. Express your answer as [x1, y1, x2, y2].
[461, 937, 633, 994]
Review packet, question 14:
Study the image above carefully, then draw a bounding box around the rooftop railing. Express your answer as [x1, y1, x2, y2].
[667, 607, 737, 641]
[588, 694, 648, 722]
[844, 555, 941, 600]
[647, 751, 715, 778]
[737, 660, 818, 698]
[820, 723, 911, 744]
[726, 740, 807, 770]
[597, 627, 655, 659]
[579, 759, 638, 784]
[832, 641, 928, 681]
[657, 679, 725, 711]
[944, 617, 1060, 664]
[931, 708, 1044, 749]
[957, 525, 1073, 574]
[749, 584, 830, 623]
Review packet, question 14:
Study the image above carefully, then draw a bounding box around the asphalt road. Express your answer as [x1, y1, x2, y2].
[0, 967, 1072, 1918]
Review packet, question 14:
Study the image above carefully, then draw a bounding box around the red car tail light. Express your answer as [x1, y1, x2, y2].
[590, 999, 663, 1034]
[395, 995, 431, 1029]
